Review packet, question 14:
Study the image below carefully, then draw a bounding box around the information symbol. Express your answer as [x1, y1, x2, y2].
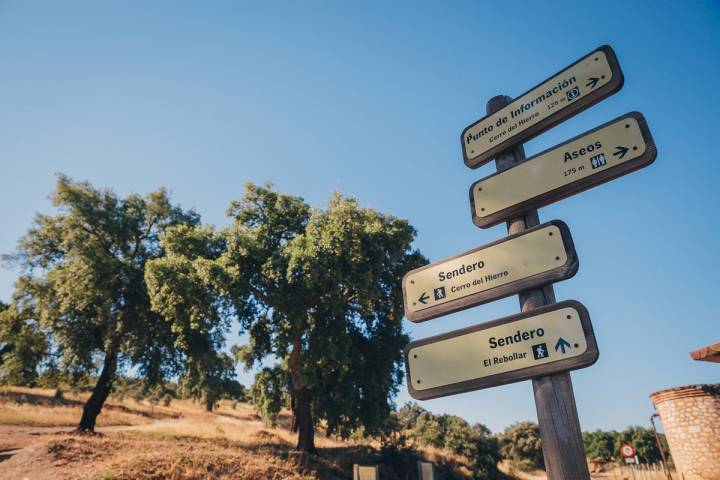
[566, 87, 580, 101]
[433, 287, 446, 301]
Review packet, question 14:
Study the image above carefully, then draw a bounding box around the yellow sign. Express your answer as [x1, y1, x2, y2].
[471, 112, 656, 228]
[403, 221, 576, 322]
[461, 45, 623, 168]
[405, 301, 597, 400]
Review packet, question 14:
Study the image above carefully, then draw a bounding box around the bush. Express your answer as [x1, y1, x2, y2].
[583, 430, 617, 462]
[499, 422, 544, 472]
[413, 411, 445, 448]
[411, 411, 500, 479]
[395, 402, 427, 430]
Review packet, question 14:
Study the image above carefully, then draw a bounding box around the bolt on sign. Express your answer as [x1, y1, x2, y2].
[405, 301, 598, 401]
[470, 112, 657, 228]
[402, 221, 577, 323]
[461, 45, 623, 169]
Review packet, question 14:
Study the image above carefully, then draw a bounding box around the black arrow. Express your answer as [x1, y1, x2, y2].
[418, 292, 429, 304]
[586, 77, 599, 89]
[555, 337, 572, 354]
[613, 146, 629, 159]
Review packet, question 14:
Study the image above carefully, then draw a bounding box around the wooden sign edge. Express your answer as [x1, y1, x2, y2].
[402, 220, 579, 323]
[461, 45, 624, 169]
[469, 111, 658, 229]
[404, 300, 599, 401]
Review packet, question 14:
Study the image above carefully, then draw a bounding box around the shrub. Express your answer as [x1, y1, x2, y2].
[499, 421, 544, 472]
[583, 430, 617, 462]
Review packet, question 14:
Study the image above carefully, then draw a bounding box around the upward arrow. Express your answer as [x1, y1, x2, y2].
[613, 146, 630, 159]
[586, 77, 600, 89]
[555, 337, 572, 354]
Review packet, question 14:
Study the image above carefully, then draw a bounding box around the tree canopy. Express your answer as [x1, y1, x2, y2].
[3, 175, 231, 430]
[204, 183, 425, 452]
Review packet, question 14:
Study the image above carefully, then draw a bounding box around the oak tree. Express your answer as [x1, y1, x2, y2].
[222, 184, 425, 453]
[5, 175, 207, 431]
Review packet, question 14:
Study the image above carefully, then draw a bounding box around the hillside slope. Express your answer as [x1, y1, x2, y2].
[0, 386, 486, 479]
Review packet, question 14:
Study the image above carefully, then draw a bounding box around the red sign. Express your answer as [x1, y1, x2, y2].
[620, 444, 636, 459]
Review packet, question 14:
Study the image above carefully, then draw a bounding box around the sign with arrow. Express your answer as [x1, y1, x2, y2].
[469, 112, 657, 228]
[402, 221, 578, 323]
[461, 45, 624, 169]
[405, 301, 598, 400]
[555, 337, 572, 354]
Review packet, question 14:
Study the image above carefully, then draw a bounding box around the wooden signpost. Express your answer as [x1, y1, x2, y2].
[405, 301, 597, 400]
[403, 44, 657, 480]
[470, 112, 657, 228]
[403, 221, 577, 322]
[461, 45, 623, 169]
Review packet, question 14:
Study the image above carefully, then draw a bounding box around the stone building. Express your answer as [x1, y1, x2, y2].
[650, 342, 720, 480]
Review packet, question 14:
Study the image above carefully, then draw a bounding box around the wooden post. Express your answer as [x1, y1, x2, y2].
[488, 95, 591, 480]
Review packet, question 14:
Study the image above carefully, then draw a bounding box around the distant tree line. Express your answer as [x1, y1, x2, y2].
[583, 427, 670, 465]
[390, 403, 670, 477]
[0, 175, 425, 453]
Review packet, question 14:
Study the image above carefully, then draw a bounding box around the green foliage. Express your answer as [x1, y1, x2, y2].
[581, 427, 669, 465]
[499, 421, 544, 472]
[408, 407, 500, 479]
[615, 426, 666, 464]
[0, 302, 48, 386]
[413, 411, 445, 448]
[177, 351, 239, 411]
[216, 183, 426, 447]
[377, 411, 410, 452]
[395, 402, 428, 430]
[4, 175, 204, 387]
[583, 429, 617, 462]
[250, 366, 288, 426]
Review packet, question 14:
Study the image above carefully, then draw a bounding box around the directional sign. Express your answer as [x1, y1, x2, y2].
[405, 301, 598, 401]
[461, 45, 623, 169]
[470, 112, 657, 228]
[402, 221, 577, 322]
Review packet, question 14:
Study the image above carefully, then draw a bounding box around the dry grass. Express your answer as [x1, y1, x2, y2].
[0, 385, 172, 427]
[0, 386, 479, 480]
[0, 401, 152, 427]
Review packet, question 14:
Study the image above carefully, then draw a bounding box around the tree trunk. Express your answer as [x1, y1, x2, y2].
[289, 337, 316, 454]
[77, 347, 118, 432]
[294, 387, 316, 454]
[289, 394, 299, 433]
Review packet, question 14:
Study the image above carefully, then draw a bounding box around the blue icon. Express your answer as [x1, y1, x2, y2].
[566, 87, 580, 101]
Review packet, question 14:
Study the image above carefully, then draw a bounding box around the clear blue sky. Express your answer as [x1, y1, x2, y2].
[1, 1, 718, 434]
